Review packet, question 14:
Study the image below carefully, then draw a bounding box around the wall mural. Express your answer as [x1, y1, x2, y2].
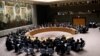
[0, 1, 33, 30]
[0, 1, 5, 30]
[5, 6, 14, 22]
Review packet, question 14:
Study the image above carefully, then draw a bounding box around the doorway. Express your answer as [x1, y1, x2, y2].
[73, 17, 86, 26]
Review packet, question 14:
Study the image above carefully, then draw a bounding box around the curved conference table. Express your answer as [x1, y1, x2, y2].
[25, 27, 77, 39]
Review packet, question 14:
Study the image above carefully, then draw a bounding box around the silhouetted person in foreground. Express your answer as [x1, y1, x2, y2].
[80, 38, 85, 50]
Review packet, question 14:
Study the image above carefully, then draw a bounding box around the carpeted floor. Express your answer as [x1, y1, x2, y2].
[0, 28, 100, 56]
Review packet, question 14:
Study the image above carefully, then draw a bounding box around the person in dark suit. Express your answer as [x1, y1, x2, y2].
[60, 42, 66, 55]
[61, 35, 66, 43]
[46, 38, 52, 46]
[6, 37, 14, 51]
[70, 37, 75, 50]
[80, 38, 85, 50]
[65, 43, 71, 54]
[33, 37, 40, 52]
[54, 37, 62, 53]
[75, 39, 81, 52]
[6, 34, 15, 51]
[14, 38, 22, 53]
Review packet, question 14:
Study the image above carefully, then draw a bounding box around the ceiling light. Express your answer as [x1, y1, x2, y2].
[87, 1, 89, 4]
[31, 0, 61, 2]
